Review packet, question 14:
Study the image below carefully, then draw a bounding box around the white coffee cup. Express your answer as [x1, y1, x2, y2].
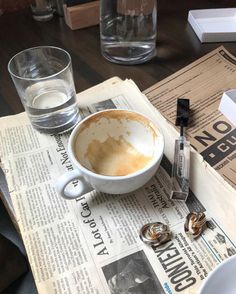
[56, 109, 164, 199]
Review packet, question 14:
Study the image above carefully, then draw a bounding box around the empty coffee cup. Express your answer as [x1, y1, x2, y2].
[56, 109, 164, 198]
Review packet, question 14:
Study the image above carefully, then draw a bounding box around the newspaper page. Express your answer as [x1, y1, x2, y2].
[144, 46, 236, 189]
[0, 77, 236, 294]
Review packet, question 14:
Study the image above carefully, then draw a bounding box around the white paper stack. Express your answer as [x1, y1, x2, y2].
[188, 8, 236, 43]
[219, 89, 236, 126]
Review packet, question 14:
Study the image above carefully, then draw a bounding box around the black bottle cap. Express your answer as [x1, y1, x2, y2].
[175, 98, 190, 127]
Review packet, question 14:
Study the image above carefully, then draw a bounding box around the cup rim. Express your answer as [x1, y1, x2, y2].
[69, 108, 164, 180]
[8, 46, 72, 81]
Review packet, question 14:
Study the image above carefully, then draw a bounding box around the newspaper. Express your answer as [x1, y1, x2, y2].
[144, 46, 236, 189]
[0, 77, 235, 293]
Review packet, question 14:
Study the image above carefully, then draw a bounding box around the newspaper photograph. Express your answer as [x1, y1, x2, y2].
[0, 73, 235, 293]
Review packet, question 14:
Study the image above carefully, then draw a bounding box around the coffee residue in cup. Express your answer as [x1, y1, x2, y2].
[85, 136, 152, 176]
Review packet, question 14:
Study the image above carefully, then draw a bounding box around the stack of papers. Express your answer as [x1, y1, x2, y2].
[188, 8, 236, 43]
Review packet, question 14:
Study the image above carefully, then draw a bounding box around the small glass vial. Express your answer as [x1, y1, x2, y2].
[170, 136, 190, 201]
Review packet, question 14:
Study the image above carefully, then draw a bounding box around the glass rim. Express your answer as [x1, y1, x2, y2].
[8, 46, 72, 81]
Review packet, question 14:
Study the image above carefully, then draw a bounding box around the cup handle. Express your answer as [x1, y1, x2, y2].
[56, 170, 93, 199]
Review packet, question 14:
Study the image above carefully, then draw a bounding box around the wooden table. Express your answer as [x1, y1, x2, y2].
[0, 0, 236, 118]
[0, 1, 235, 292]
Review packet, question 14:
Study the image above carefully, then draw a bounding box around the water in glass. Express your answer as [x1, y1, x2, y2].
[25, 79, 79, 134]
[100, 0, 157, 64]
[8, 46, 80, 134]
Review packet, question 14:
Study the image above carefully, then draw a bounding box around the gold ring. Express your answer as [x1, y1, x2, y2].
[184, 212, 206, 239]
[140, 222, 172, 246]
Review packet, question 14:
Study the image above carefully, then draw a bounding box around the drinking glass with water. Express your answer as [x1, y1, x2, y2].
[100, 0, 157, 64]
[8, 46, 80, 134]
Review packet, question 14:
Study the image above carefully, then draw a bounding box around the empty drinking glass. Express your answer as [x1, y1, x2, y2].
[8, 46, 80, 134]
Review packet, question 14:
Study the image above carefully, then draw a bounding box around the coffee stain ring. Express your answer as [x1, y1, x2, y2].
[140, 222, 172, 246]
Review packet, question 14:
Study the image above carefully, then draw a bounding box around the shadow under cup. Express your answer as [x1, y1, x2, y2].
[69, 109, 164, 194]
[8, 46, 80, 134]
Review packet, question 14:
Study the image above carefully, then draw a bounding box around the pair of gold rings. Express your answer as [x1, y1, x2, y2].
[140, 212, 206, 246]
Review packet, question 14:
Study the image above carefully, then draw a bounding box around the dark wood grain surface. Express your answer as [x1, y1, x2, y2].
[0, 0, 236, 117]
